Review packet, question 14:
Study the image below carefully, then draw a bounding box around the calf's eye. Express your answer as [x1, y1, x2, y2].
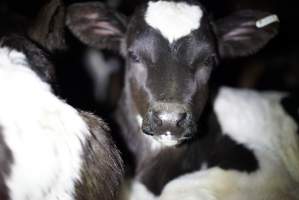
[203, 55, 216, 66]
[128, 51, 141, 63]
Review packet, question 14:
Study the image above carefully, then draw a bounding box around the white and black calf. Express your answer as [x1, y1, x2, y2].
[64, 0, 296, 198]
[0, 34, 123, 200]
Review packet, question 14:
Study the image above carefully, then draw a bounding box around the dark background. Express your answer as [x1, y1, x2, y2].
[1, 0, 299, 117]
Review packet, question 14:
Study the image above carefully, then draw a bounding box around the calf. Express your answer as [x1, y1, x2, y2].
[0, 0, 123, 200]
[65, 0, 292, 198]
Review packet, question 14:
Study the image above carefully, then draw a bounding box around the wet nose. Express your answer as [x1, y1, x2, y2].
[142, 103, 195, 138]
[151, 111, 188, 128]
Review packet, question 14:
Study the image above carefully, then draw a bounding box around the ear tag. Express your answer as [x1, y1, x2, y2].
[256, 14, 279, 28]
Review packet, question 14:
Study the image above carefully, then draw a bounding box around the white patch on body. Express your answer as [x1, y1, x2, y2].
[0, 47, 89, 200]
[214, 87, 299, 184]
[256, 14, 279, 28]
[145, 1, 203, 43]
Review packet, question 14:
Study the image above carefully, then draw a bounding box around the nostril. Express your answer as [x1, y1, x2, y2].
[152, 112, 162, 127]
[177, 112, 187, 127]
[182, 132, 194, 140]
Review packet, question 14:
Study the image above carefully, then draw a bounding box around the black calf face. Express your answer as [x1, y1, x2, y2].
[66, 0, 279, 146]
[125, 3, 217, 143]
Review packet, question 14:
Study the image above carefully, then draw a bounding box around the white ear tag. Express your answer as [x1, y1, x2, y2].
[256, 14, 279, 28]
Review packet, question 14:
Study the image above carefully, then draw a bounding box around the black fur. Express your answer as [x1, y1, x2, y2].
[0, 35, 55, 84]
[207, 135, 259, 172]
[28, 0, 67, 52]
[75, 112, 124, 200]
[214, 10, 279, 58]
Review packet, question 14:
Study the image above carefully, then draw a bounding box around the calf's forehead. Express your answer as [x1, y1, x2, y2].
[126, 1, 216, 64]
[144, 1, 204, 44]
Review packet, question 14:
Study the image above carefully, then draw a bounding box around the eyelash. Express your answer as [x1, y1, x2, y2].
[189, 55, 216, 71]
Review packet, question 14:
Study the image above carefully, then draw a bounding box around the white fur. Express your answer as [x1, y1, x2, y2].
[138, 115, 177, 149]
[160, 167, 298, 200]
[215, 87, 299, 183]
[0, 47, 90, 200]
[145, 1, 203, 43]
[126, 180, 157, 200]
[144, 133, 164, 152]
[159, 113, 174, 121]
[154, 132, 178, 147]
[144, 134, 178, 149]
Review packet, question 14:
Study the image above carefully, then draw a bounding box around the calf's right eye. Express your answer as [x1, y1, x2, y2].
[128, 51, 141, 63]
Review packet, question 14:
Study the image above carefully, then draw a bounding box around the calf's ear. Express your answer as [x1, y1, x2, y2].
[28, 0, 67, 52]
[66, 2, 127, 52]
[214, 10, 279, 58]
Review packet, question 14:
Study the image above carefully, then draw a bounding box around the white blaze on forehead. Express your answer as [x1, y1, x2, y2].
[145, 1, 203, 43]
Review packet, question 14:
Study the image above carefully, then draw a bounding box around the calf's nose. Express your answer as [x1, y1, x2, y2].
[151, 111, 187, 128]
